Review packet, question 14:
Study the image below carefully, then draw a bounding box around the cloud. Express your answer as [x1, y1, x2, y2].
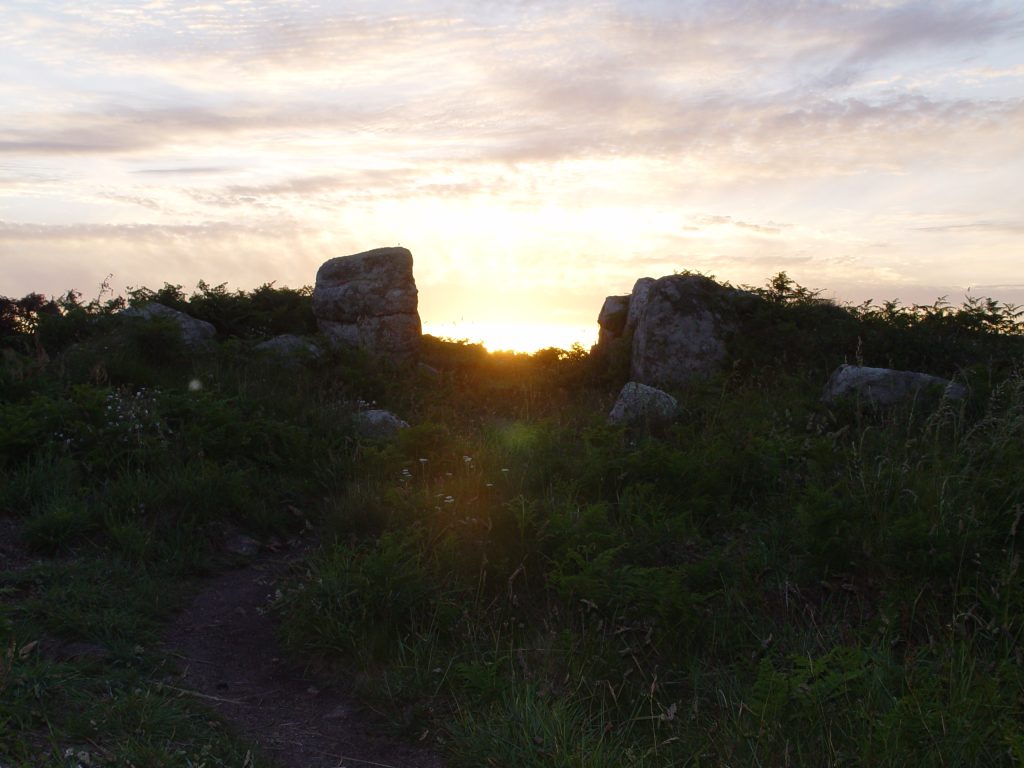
[0, 219, 282, 243]
[180, 167, 513, 211]
[0, 165, 61, 189]
[689, 215, 785, 235]
[914, 220, 1024, 234]
[0, 103, 349, 156]
[0, 218, 333, 298]
[2, 1, 1020, 193]
[132, 166, 236, 176]
[820, 1, 1023, 87]
[95, 192, 167, 212]
[0, 106, 242, 156]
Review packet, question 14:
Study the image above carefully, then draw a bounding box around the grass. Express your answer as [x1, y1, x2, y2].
[0, 549, 275, 766]
[2, 276, 1024, 765]
[1, 286, 359, 765]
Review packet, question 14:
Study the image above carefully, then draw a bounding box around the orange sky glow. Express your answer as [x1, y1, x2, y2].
[2, 1, 1023, 353]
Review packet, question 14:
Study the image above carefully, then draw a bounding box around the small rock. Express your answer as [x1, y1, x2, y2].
[254, 334, 322, 362]
[122, 303, 216, 349]
[823, 364, 967, 408]
[353, 409, 410, 440]
[608, 382, 678, 427]
[224, 534, 260, 557]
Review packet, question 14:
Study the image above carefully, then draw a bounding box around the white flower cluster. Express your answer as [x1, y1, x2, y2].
[102, 387, 171, 445]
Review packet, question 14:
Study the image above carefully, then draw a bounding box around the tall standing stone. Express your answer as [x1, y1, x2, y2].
[312, 247, 421, 363]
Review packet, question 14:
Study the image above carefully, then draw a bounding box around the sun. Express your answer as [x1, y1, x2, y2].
[423, 321, 597, 354]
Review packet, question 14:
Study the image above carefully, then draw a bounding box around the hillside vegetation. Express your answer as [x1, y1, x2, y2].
[2, 275, 1023, 766]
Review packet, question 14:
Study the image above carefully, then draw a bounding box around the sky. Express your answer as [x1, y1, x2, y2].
[2, 0, 1023, 351]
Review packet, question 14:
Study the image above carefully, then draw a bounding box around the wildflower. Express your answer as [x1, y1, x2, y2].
[463, 455, 473, 464]
[188, 378, 202, 392]
[501, 468, 510, 474]
[419, 457, 428, 465]
[485, 482, 494, 488]
[444, 495, 455, 504]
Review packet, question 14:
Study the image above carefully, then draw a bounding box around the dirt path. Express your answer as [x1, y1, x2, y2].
[0, 517, 33, 572]
[161, 549, 446, 768]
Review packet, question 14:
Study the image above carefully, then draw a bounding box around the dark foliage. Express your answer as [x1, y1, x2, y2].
[4, 272, 1024, 766]
[127, 280, 316, 338]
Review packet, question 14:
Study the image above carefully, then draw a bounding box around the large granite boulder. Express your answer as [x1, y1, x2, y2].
[312, 247, 421, 363]
[823, 364, 967, 407]
[607, 382, 678, 427]
[122, 303, 216, 348]
[630, 274, 753, 389]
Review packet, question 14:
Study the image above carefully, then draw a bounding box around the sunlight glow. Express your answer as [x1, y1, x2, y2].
[423, 322, 597, 354]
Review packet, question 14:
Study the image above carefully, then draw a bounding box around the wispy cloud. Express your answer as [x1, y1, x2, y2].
[818, 0, 1023, 87]
[5, 2, 1020, 173]
[0, 218, 333, 297]
[131, 166, 236, 176]
[914, 220, 1024, 234]
[687, 215, 786, 235]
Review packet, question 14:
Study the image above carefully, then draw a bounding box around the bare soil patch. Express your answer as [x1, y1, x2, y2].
[162, 549, 445, 768]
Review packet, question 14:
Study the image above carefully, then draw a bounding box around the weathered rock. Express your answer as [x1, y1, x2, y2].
[608, 381, 678, 427]
[122, 303, 216, 348]
[594, 277, 658, 350]
[597, 295, 630, 346]
[823, 364, 967, 407]
[254, 334, 322, 362]
[630, 274, 752, 389]
[353, 409, 410, 440]
[224, 533, 261, 558]
[318, 314, 422, 360]
[625, 277, 656, 337]
[313, 247, 421, 362]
